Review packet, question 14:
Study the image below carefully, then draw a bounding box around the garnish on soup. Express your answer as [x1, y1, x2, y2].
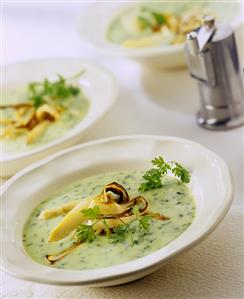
[44, 182, 168, 263]
[139, 156, 190, 192]
[1, 70, 88, 147]
[107, 3, 217, 48]
[129, 6, 204, 46]
[23, 157, 194, 270]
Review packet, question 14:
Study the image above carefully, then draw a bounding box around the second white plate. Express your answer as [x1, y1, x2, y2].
[2, 57, 118, 176]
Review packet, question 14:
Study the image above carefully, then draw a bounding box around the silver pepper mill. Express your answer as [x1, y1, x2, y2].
[185, 15, 244, 130]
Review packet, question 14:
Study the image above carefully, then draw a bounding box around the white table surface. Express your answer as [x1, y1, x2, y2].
[1, 2, 244, 299]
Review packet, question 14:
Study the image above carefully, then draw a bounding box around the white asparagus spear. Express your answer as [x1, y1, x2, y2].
[39, 200, 79, 220]
[48, 198, 91, 242]
[93, 215, 135, 232]
[48, 196, 130, 242]
[48, 186, 133, 242]
[27, 121, 49, 144]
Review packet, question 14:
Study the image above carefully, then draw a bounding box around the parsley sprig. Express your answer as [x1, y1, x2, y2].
[110, 206, 151, 245]
[28, 70, 84, 108]
[76, 224, 96, 243]
[139, 156, 190, 192]
[76, 205, 152, 246]
[138, 7, 166, 31]
[76, 206, 100, 243]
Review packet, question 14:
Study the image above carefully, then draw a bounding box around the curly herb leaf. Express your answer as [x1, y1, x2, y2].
[82, 205, 101, 220]
[102, 219, 111, 238]
[27, 71, 84, 108]
[171, 162, 190, 183]
[138, 7, 166, 30]
[151, 11, 166, 26]
[151, 156, 171, 174]
[76, 224, 96, 243]
[132, 206, 151, 230]
[138, 215, 151, 230]
[76, 205, 152, 246]
[139, 156, 190, 192]
[110, 224, 128, 244]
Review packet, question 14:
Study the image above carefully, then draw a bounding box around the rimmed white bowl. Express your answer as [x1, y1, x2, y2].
[1, 135, 233, 286]
[78, 2, 243, 69]
[1, 58, 118, 177]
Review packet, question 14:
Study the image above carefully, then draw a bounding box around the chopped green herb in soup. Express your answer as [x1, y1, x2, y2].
[1, 71, 89, 155]
[23, 170, 195, 270]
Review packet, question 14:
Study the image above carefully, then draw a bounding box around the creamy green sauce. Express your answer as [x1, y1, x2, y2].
[23, 171, 195, 270]
[107, 2, 239, 44]
[1, 85, 89, 155]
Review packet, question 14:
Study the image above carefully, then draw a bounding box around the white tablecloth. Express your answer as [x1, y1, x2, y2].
[2, 2, 244, 298]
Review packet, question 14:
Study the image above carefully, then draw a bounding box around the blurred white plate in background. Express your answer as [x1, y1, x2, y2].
[1, 58, 118, 176]
[78, 2, 243, 69]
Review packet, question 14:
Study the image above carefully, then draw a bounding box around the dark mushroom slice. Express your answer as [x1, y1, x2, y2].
[16, 111, 55, 131]
[101, 195, 169, 221]
[98, 195, 149, 219]
[146, 212, 170, 221]
[45, 242, 81, 264]
[102, 182, 130, 204]
[16, 115, 39, 130]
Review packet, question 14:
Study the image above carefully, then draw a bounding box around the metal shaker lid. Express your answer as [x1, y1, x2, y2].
[210, 24, 233, 43]
[186, 15, 234, 53]
[196, 16, 217, 51]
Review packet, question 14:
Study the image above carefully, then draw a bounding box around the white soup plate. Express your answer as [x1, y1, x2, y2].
[1, 58, 118, 177]
[1, 135, 233, 286]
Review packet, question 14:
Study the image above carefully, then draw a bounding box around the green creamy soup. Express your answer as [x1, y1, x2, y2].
[107, 2, 239, 44]
[1, 85, 89, 155]
[23, 171, 195, 270]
